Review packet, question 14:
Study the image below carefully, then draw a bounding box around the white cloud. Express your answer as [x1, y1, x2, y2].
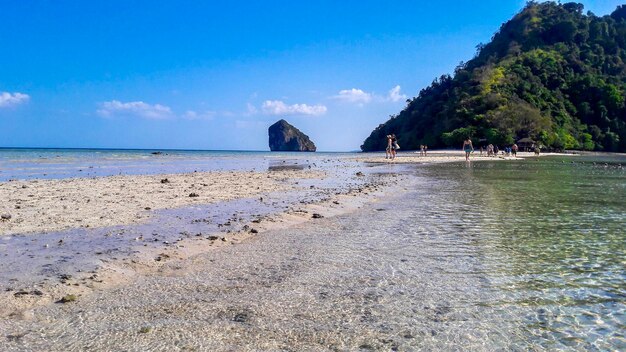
[333, 88, 372, 105]
[388, 85, 407, 102]
[97, 100, 173, 119]
[183, 110, 215, 120]
[0, 91, 30, 108]
[332, 85, 407, 105]
[261, 100, 327, 116]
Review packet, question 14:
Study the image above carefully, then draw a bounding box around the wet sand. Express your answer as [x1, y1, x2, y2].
[0, 169, 326, 236]
[0, 160, 403, 322]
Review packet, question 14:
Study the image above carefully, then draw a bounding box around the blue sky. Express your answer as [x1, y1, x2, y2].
[1, 1, 622, 151]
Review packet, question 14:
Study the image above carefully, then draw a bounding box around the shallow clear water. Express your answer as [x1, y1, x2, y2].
[416, 156, 626, 349]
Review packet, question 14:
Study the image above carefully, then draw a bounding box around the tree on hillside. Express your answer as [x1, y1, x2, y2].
[361, 2, 626, 152]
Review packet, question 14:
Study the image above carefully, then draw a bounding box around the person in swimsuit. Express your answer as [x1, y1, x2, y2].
[462, 138, 474, 161]
[390, 134, 398, 159]
[385, 135, 392, 159]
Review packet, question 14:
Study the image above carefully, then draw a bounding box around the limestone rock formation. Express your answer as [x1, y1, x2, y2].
[268, 119, 316, 152]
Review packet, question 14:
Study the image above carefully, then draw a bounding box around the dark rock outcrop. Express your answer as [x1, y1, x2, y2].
[268, 119, 316, 152]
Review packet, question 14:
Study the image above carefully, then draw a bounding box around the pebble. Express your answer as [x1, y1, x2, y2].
[1, 214, 11, 220]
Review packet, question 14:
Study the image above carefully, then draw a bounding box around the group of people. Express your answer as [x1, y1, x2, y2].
[478, 143, 519, 157]
[382, 134, 528, 161]
[385, 134, 400, 159]
[465, 139, 521, 161]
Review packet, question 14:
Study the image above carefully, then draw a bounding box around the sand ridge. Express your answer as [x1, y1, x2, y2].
[0, 169, 326, 236]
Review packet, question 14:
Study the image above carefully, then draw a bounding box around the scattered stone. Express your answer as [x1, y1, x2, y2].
[207, 236, 219, 241]
[1, 214, 12, 221]
[250, 228, 259, 234]
[189, 192, 199, 198]
[144, 207, 151, 210]
[160, 178, 170, 184]
[139, 326, 152, 334]
[333, 201, 340, 205]
[312, 213, 324, 219]
[6, 332, 28, 342]
[155, 253, 170, 261]
[57, 294, 77, 303]
[356, 171, 364, 176]
[233, 312, 250, 323]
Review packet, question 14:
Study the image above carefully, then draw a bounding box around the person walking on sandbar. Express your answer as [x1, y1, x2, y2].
[463, 138, 474, 161]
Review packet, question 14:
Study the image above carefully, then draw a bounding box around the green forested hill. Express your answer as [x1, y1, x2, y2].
[361, 2, 626, 152]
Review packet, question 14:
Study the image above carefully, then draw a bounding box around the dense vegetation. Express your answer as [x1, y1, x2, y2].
[361, 2, 626, 152]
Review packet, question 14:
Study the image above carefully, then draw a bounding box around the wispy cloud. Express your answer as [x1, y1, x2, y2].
[333, 88, 372, 105]
[0, 91, 30, 108]
[183, 110, 216, 120]
[332, 85, 407, 105]
[261, 100, 327, 116]
[244, 103, 258, 116]
[97, 100, 173, 119]
[388, 85, 407, 102]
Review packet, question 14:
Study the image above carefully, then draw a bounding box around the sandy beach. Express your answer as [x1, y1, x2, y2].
[0, 158, 405, 321]
[354, 150, 574, 164]
[0, 169, 327, 236]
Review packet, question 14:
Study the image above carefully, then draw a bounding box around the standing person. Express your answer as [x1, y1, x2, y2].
[424, 145, 428, 156]
[512, 143, 518, 157]
[419, 145, 425, 156]
[385, 135, 392, 159]
[391, 134, 399, 159]
[463, 138, 474, 161]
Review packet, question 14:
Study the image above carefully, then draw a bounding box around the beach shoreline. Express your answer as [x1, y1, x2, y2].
[0, 151, 578, 324]
[1, 151, 623, 350]
[0, 160, 409, 319]
[355, 150, 575, 164]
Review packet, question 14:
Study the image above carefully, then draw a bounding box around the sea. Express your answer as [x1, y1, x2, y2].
[0, 147, 358, 181]
[0, 148, 624, 350]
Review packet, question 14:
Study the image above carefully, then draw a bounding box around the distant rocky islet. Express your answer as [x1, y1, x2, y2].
[268, 119, 316, 152]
